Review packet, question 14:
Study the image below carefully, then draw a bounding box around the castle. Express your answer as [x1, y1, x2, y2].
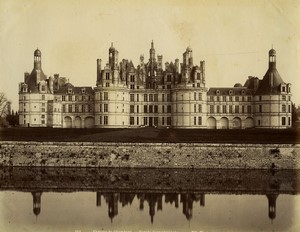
[18, 42, 292, 129]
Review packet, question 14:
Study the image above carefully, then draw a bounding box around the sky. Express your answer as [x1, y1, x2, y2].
[0, 0, 299, 110]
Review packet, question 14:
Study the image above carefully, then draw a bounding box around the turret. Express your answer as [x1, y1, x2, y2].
[97, 59, 102, 83]
[149, 40, 155, 61]
[269, 48, 276, 70]
[34, 49, 41, 70]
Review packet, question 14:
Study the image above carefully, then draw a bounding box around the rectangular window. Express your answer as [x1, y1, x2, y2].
[75, 96, 79, 101]
[288, 117, 291, 125]
[198, 117, 202, 125]
[167, 94, 171, 102]
[75, 105, 78, 113]
[149, 94, 153, 102]
[282, 117, 286, 125]
[229, 105, 233, 113]
[130, 105, 134, 113]
[167, 105, 171, 113]
[222, 96, 226, 102]
[130, 117, 134, 125]
[99, 116, 102, 125]
[217, 96, 220, 102]
[223, 105, 227, 113]
[198, 104, 202, 113]
[194, 117, 197, 125]
[68, 95, 72, 101]
[259, 105, 262, 113]
[62, 105, 66, 113]
[130, 94, 134, 102]
[167, 75, 171, 82]
[154, 105, 158, 113]
[106, 73, 109, 80]
[104, 116, 108, 125]
[137, 94, 139, 102]
[144, 94, 148, 102]
[42, 95, 45, 100]
[259, 96, 262, 101]
[137, 105, 139, 113]
[68, 104, 72, 113]
[247, 96, 252, 101]
[104, 104, 108, 112]
[167, 117, 171, 125]
[194, 92, 197, 100]
[217, 105, 220, 113]
[154, 94, 158, 102]
[162, 94, 165, 102]
[194, 104, 196, 113]
[130, 75, 135, 82]
[82, 104, 85, 113]
[247, 105, 251, 113]
[137, 117, 139, 125]
[282, 95, 286, 101]
[288, 105, 291, 113]
[210, 105, 214, 113]
[144, 117, 148, 125]
[229, 96, 233, 101]
[100, 93, 102, 101]
[154, 117, 158, 126]
[41, 115, 45, 119]
[199, 93, 202, 101]
[104, 92, 108, 100]
[162, 117, 165, 125]
[144, 105, 148, 113]
[149, 105, 153, 113]
[235, 96, 239, 102]
[282, 105, 286, 112]
[62, 96, 66, 101]
[130, 84, 134, 89]
[235, 105, 239, 113]
[162, 105, 165, 113]
[106, 82, 110, 87]
[100, 104, 102, 112]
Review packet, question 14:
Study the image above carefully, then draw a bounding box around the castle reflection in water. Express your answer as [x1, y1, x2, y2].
[1, 167, 297, 225]
[31, 191, 279, 223]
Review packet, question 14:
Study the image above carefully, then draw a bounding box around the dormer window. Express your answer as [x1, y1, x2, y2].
[282, 86, 286, 92]
[216, 90, 220, 95]
[41, 85, 46, 91]
[241, 90, 245, 95]
[68, 88, 72, 94]
[81, 88, 86, 94]
[229, 90, 233, 95]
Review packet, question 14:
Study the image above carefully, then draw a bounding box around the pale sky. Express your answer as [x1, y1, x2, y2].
[0, 0, 299, 110]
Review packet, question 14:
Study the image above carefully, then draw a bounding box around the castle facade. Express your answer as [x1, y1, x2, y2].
[18, 42, 292, 129]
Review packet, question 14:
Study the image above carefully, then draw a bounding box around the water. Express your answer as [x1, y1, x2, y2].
[0, 167, 299, 232]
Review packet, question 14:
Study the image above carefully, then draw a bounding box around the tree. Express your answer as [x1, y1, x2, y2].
[291, 103, 299, 128]
[0, 92, 11, 127]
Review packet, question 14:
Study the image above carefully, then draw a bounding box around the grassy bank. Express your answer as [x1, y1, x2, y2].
[0, 127, 299, 144]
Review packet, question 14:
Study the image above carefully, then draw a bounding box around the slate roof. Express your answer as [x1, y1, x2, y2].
[256, 67, 285, 94]
[207, 87, 252, 95]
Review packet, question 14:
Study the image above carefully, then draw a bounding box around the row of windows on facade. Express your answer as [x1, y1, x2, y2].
[103, 82, 203, 89]
[106, 73, 186, 83]
[208, 104, 291, 114]
[209, 95, 291, 102]
[99, 92, 204, 102]
[98, 116, 173, 126]
[62, 104, 93, 113]
[61, 95, 93, 102]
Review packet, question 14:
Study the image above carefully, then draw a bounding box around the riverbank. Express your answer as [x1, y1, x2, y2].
[0, 141, 299, 169]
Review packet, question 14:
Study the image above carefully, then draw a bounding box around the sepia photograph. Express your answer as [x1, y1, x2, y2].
[0, 0, 299, 231]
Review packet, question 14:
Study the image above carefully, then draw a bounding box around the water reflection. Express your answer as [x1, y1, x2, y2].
[29, 191, 281, 223]
[0, 167, 299, 231]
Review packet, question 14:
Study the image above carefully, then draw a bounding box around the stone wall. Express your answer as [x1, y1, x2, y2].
[0, 142, 299, 169]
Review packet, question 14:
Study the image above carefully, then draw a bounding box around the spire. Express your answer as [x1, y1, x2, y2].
[151, 40, 154, 49]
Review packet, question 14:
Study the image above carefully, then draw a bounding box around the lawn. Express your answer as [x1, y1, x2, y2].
[0, 127, 299, 144]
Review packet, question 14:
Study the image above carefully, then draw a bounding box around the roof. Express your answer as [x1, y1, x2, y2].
[256, 67, 284, 94]
[207, 87, 252, 95]
[55, 84, 94, 94]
